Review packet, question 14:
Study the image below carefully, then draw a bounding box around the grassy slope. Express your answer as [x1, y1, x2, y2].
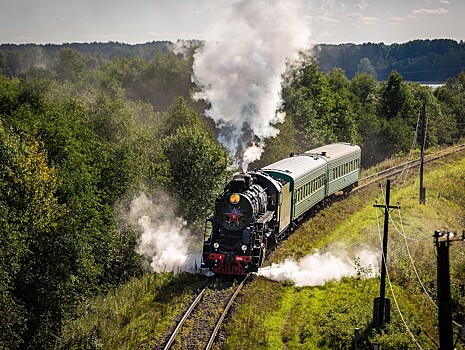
[223, 149, 465, 350]
[59, 149, 465, 349]
[58, 273, 207, 349]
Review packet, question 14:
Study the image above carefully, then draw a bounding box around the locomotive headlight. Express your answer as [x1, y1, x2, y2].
[213, 242, 220, 249]
[241, 244, 248, 252]
[230, 193, 240, 204]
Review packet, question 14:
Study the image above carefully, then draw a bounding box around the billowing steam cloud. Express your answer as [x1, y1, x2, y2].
[258, 249, 379, 287]
[128, 193, 201, 274]
[193, 0, 311, 170]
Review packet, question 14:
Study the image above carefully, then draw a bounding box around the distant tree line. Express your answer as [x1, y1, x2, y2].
[314, 39, 465, 81]
[0, 43, 464, 348]
[1, 39, 465, 82]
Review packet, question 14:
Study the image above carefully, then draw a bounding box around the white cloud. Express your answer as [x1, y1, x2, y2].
[389, 16, 406, 21]
[311, 15, 340, 24]
[439, 0, 451, 4]
[13, 36, 33, 42]
[347, 12, 380, 24]
[412, 7, 449, 15]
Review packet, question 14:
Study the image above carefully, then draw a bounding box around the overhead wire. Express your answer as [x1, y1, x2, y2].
[375, 200, 425, 349]
[392, 105, 431, 204]
[382, 184, 465, 332]
[396, 206, 438, 308]
[392, 108, 421, 190]
[389, 200, 464, 329]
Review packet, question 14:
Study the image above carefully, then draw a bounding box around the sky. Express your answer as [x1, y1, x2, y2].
[0, 0, 464, 45]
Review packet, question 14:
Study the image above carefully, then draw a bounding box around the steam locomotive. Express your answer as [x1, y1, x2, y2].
[201, 143, 361, 275]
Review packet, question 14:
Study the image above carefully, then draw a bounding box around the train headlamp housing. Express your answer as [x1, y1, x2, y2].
[229, 193, 240, 204]
[213, 242, 220, 249]
[241, 244, 248, 252]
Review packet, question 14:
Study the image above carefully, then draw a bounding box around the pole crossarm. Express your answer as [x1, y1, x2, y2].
[372, 180, 400, 328]
[373, 201, 401, 211]
[433, 229, 465, 246]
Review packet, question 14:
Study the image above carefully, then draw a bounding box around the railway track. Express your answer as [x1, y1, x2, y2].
[355, 143, 465, 192]
[159, 274, 250, 350]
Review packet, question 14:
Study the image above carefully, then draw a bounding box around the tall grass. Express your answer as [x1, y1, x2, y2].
[58, 272, 206, 349]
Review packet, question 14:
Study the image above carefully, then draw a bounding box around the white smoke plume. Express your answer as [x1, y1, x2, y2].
[128, 193, 201, 274]
[258, 248, 379, 287]
[193, 0, 311, 170]
[169, 39, 201, 58]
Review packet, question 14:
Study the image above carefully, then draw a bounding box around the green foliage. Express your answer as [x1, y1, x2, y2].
[356, 57, 377, 77]
[163, 101, 230, 223]
[0, 69, 175, 347]
[281, 57, 335, 149]
[314, 39, 465, 80]
[435, 71, 465, 139]
[53, 48, 87, 82]
[0, 121, 65, 348]
[279, 57, 463, 167]
[380, 70, 405, 119]
[1, 39, 465, 349]
[58, 273, 207, 350]
[100, 53, 196, 111]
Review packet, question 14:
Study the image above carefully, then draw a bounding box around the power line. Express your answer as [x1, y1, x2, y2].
[377, 66, 465, 79]
[392, 108, 422, 195]
[390, 181, 464, 331]
[375, 197, 425, 349]
[396, 207, 438, 308]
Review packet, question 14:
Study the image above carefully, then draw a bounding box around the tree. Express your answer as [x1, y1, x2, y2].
[356, 57, 377, 77]
[327, 68, 358, 143]
[435, 71, 465, 139]
[164, 124, 230, 224]
[163, 96, 202, 135]
[53, 48, 86, 82]
[281, 56, 333, 149]
[380, 70, 405, 119]
[0, 122, 66, 348]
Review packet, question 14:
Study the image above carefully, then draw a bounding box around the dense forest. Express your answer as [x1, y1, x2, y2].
[314, 39, 465, 81]
[2, 39, 465, 82]
[0, 40, 465, 348]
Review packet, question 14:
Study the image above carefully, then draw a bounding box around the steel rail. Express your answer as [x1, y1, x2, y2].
[163, 277, 214, 350]
[204, 274, 250, 350]
[356, 143, 465, 192]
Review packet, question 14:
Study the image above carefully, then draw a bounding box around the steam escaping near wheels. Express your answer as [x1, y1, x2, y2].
[258, 248, 379, 287]
[123, 192, 203, 274]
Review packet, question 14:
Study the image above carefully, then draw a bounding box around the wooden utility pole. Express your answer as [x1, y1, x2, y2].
[434, 230, 455, 350]
[419, 101, 427, 205]
[373, 180, 400, 327]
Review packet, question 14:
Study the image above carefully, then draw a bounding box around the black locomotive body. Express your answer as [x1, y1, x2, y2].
[202, 143, 361, 275]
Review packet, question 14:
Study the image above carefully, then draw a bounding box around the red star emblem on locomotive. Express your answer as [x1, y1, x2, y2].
[226, 207, 242, 223]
